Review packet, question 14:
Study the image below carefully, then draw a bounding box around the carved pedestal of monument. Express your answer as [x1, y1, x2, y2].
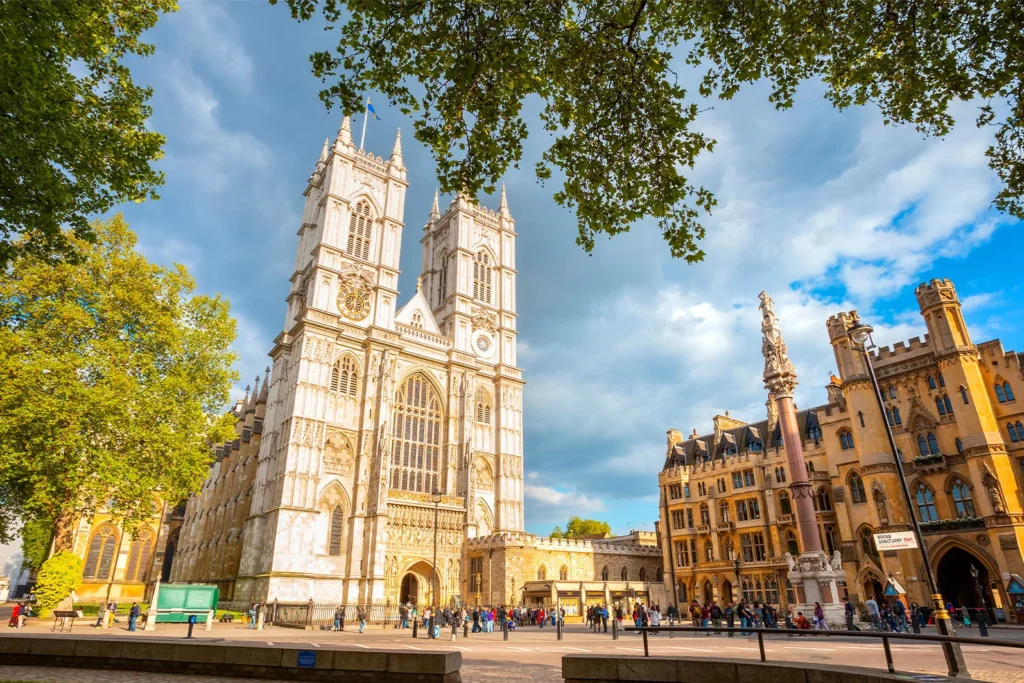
[786, 550, 848, 626]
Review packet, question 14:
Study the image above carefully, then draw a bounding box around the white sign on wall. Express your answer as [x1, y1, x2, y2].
[873, 531, 919, 551]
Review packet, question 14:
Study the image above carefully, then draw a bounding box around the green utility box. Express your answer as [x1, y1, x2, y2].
[155, 584, 219, 623]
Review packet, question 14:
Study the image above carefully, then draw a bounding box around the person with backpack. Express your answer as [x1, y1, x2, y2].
[724, 602, 735, 637]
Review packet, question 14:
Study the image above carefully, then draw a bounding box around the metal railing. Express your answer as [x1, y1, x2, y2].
[624, 625, 1024, 677]
[268, 602, 400, 628]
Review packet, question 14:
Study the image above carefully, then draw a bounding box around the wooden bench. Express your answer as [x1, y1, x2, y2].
[51, 610, 81, 632]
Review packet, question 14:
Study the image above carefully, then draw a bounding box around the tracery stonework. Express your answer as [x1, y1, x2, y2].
[171, 121, 527, 605]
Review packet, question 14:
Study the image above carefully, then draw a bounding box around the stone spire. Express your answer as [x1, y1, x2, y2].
[247, 374, 260, 414]
[759, 291, 797, 399]
[431, 188, 440, 219]
[258, 366, 270, 403]
[335, 115, 353, 149]
[390, 128, 404, 169]
[499, 182, 510, 216]
[319, 138, 329, 163]
[239, 385, 250, 416]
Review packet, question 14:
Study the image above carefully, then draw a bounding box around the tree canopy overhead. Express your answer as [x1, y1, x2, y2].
[0, 215, 238, 550]
[550, 517, 612, 539]
[276, 0, 1023, 261]
[0, 0, 174, 267]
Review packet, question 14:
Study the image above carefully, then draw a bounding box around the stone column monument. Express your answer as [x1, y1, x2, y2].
[759, 292, 847, 625]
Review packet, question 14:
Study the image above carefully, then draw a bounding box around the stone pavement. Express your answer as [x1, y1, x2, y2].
[4, 621, 1024, 683]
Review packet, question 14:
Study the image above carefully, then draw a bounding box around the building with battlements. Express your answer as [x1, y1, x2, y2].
[167, 117, 664, 609]
[658, 279, 1024, 622]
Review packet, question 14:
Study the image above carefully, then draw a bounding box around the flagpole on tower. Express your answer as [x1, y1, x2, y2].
[360, 97, 370, 151]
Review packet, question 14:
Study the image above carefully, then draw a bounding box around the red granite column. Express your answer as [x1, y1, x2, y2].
[776, 396, 823, 554]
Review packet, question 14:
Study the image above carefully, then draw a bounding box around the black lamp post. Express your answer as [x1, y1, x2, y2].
[430, 488, 442, 639]
[970, 565, 990, 636]
[847, 321, 966, 676]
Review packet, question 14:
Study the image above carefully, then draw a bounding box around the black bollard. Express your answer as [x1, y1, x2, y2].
[412, 619, 418, 638]
[464, 620, 469, 638]
[452, 622, 457, 641]
[612, 619, 618, 640]
[977, 609, 989, 637]
[429, 616, 435, 639]
[557, 616, 563, 641]
[503, 619, 509, 641]
[911, 610, 921, 634]
[185, 614, 196, 639]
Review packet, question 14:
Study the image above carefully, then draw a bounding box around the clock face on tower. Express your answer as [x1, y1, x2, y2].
[339, 289, 370, 321]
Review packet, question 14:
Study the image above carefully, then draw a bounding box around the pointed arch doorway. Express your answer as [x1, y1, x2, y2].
[937, 546, 996, 622]
[401, 574, 419, 605]
[721, 579, 733, 605]
[399, 560, 439, 607]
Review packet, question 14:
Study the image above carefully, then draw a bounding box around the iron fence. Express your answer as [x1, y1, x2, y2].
[265, 601, 401, 629]
[624, 624, 1024, 678]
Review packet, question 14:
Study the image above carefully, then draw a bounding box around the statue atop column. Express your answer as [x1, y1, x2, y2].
[760, 291, 797, 398]
[759, 291, 848, 627]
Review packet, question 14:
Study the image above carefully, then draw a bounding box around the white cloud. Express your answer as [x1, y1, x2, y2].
[173, 1, 254, 92]
[524, 485, 605, 529]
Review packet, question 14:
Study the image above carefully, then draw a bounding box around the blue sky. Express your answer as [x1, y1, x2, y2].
[116, 2, 1022, 537]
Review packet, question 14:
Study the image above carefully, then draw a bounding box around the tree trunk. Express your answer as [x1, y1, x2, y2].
[51, 509, 78, 554]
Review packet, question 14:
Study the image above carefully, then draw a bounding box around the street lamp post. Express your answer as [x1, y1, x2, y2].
[970, 565, 990, 637]
[431, 488, 442, 640]
[847, 321, 967, 676]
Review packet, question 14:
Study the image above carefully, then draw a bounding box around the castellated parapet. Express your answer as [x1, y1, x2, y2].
[915, 278, 959, 310]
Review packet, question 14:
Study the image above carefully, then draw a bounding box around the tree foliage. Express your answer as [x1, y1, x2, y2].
[0, 215, 239, 551]
[19, 517, 55, 574]
[277, 0, 1023, 260]
[550, 516, 612, 538]
[0, 0, 175, 267]
[34, 551, 83, 616]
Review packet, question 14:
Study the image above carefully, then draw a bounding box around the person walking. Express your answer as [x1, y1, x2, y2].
[710, 601, 723, 634]
[724, 602, 735, 637]
[814, 602, 828, 630]
[128, 602, 140, 632]
[601, 604, 609, 633]
[94, 601, 107, 628]
[7, 602, 22, 629]
[843, 597, 855, 631]
[334, 605, 346, 631]
[358, 605, 367, 633]
[865, 596, 881, 631]
[892, 599, 907, 633]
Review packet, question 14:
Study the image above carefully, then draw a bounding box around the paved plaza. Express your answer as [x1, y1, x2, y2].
[4, 621, 1024, 683]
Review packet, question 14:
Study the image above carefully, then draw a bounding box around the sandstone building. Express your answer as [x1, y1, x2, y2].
[167, 120, 661, 607]
[658, 279, 1024, 622]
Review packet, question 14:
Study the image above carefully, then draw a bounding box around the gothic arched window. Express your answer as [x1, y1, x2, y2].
[724, 537, 736, 560]
[927, 432, 939, 455]
[83, 525, 118, 580]
[786, 531, 799, 556]
[346, 200, 373, 260]
[331, 357, 358, 396]
[915, 483, 938, 522]
[704, 539, 714, 562]
[472, 250, 493, 304]
[936, 396, 946, 416]
[538, 565, 547, 581]
[475, 387, 492, 425]
[849, 472, 867, 504]
[956, 438, 964, 453]
[927, 376, 937, 390]
[601, 566, 609, 581]
[950, 478, 976, 518]
[559, 565, 569, 581]
[699, 503, 710, 526]
[944, 395, 953, 414]
[639, 567, 647, 582]
[1011, 423, 1021, 443]
[411, 312, 424, 329]
[917, 435, 929, 457]
[888, 385, 898, 399]
[1004, 382, 1016, 402]
[839, 430, 854, 450]
[807, 425, 822, 442]
[816, 487, 833, 512]
[125, 527, 154, 583]
[328, 504, 345, 556]
[778, 492, 792, 515]
[391, 373, 443, 493]
[719, 501, 730, 523]
[960, 386, 970, 405]
[1017, 422, 1024, 441]
[860, 527, 879, 561]
[621, 566, 629, 580]
[893, 407, 902, 425]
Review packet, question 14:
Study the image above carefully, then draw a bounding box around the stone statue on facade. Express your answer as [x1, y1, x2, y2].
[983, 464, 1006, 515]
